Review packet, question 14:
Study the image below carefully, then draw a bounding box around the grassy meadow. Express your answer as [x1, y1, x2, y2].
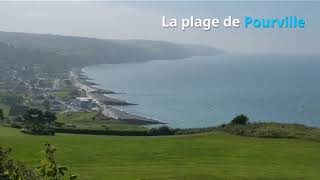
[50, 90, 71, 100]
[0, 126, 319, 180]
[57, 112, 147, 131]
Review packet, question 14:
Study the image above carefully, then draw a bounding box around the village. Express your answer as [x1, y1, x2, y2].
[0, 64, 162, 125]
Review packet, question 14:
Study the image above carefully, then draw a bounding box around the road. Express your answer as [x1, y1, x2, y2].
[73, 77, 163, 124]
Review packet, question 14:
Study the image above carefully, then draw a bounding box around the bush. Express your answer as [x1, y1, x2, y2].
[148, 126, 175, 136]
[0, 144, 77, 180]
[53, 121, 64, 128]
[0, 146, 38, 180]
[9, 122, 22, 129]
[54, 128, 148, 136]
[55, 126, 178, 136]
[22, 126, 55, 136]
[0, 109, 4, 121]
[13, 116, 23, 122]
[37, 143, 77, 180]
[230, 114, 249, 125]
[174, 127, 217, 135]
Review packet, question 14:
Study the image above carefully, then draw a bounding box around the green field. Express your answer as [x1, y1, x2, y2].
[50, 90, 71, 100]
[0, 126, 319, 180]
[57, 112, 147, 131]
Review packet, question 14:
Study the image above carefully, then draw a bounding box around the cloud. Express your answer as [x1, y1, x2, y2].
[0, 1, 318, 54]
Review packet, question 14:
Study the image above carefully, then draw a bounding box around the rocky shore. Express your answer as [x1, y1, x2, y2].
[72, 70, 164, 125]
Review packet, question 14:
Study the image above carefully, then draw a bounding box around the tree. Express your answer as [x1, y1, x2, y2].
[230, 114, 249, 125]
[43, 100, 51, 111]
[43, 111, 57, 124]
[22, 109, 57, 135]
[0, 109, 4, 121]
[23, 109, 44, 132]
[69, 89, 81, 97]
[148, 126, 175, 136]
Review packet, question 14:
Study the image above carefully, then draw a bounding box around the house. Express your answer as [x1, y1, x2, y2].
[75, 97, 93, 110]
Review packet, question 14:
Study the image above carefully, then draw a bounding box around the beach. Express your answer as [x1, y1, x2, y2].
[71, 70, 164, 125]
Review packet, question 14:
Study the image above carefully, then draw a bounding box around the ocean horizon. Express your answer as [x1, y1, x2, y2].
[83, 54, 320, 128]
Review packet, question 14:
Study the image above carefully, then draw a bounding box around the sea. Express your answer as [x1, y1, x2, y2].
[83, 54, 320, 128]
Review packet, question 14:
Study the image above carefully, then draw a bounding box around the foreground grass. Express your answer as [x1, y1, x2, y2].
[0, 126, 319, 180]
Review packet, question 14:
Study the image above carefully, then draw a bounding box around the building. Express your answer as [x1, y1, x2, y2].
[75, 97, 93, 110]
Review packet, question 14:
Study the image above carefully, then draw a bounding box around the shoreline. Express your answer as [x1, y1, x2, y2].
[71, 69, 164, 125]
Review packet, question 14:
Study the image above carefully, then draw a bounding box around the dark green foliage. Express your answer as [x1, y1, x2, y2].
[0, 146, 38, 180]
[43, 111, 57, 124]
[230, 114, 249, 125]
[0, 109, 4, 121]
[9, 122, 22, 129]
[148, 126, 175, 136]
[37, 144, 77, 180]
[54, 128, 149, 136]
[22, 109, 57, 135]
[55, 126, 176, 136]
[43, 100, 51, 111]
[0, 144, 77, 180]
[69, 89, 81, 97]
[174, 127, 217, 135]
[0, 146, 10, 179]
[53, 122, 64, 128]
[13, 116, 23, 122]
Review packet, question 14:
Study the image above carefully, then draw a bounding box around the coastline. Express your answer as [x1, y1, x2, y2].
[71, 68, 164, 125]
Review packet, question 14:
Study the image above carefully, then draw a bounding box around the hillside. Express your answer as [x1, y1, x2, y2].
[0, 31, 222, 68]
[1, 126, 319, 180]
[0, 42, 71, 70]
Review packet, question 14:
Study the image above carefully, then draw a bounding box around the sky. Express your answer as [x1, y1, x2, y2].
[0, 1, 318, 54]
